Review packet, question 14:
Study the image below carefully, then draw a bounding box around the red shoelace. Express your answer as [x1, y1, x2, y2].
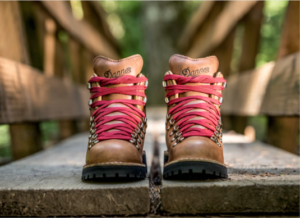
[163, 74, 226, 141]
[88, 75, 148, 143]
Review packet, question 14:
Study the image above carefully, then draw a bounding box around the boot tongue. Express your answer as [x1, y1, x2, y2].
[169, 54, 218, 77]
[93, 54, 143, 78]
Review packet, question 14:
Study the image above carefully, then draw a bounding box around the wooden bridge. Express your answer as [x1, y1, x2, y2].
[0, 1, 299, 217]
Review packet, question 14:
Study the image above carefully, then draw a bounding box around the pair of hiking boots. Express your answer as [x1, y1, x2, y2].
[82, 54, 227, 181]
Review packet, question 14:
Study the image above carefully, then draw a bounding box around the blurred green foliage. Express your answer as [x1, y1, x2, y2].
[101, 1, 145, 58]
[256, 0, 288, 66]
[0, 125, 11, 158]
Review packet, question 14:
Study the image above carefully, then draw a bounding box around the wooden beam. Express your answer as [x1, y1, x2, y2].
[238, 1, 264, 72]
[230, 1, 264, 134]
[177, 1, 215, 52]
[82, 1, 119, 53]
[186, 1, 257, 58]
[39, 1, 119, 59]
[267, 1, 300, 155]
[221, 52, 299, 116]
[0, 1, 42, 160]
[0, 57, 90, 124]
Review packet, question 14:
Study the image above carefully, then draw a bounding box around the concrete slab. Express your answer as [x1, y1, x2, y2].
[0, 133, 149, 216]
[161, 142, 300, 214]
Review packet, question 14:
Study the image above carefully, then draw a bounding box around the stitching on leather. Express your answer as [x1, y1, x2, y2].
[165, 158, 227, 167]
[93, 54, 142, 64]
[170, 54, 217, 62]
[83, 162, 145, 169]
[169, 54, 219, 67]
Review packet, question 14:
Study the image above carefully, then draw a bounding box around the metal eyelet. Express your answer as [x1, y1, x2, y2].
[88, 99, 93, 106]
[175, 131, 182, 137]
[137, 138, 141, 143]
[169, 131, 174, 136]
[143, 117, 147, 123]
[131, 133, 137, 138]
[145, 80, 148, 87]
[165, 97, 169, 103]
[143, 97, 147, 103]
[171, 137, 176, 142]
[223, 82, 227, 88]
[167, 125, 170, 130]
[166, 114, 170, 120]
[135, 145, 140, 150]
[174, 125, 179, 131]
[178, 137, 184, 142]
[130, 139, 136, 144]
[87, 83, 91, 89]
[162, 81, 167, 87]
[219, 97, 223, 104]
[142, 128, 146, 133]
[173, 142, 178, 147]
[135, 128, 141, 134]
[169, 119, 175, 125]
[139, 133, 144, 139]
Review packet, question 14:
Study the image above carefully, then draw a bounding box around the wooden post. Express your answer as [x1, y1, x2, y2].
[231, 1, 264, 134]
[212, 29, 236, 130]
[0, 1, 42, 160]
[267, 1, 299, 154]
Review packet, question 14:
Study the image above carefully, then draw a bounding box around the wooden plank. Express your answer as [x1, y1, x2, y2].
[221, 52, 299, 116]
[39, 1, 119, 59]
[161, 141, 300, 214]
[177, 1, 215, 52]
[186, 1, 257, 58]
[0, 133, 150, 216]
[0, 57, 90, 124]
[260, 52, 299, 115]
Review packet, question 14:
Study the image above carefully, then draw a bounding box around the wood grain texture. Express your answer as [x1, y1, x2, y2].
[266, 1, 300, 155]
[0, 133, 150, 216]
[0, 57, 90, 124]
[161, 141, 300, 214]
[260, 52, 300, 115]
[221, 52, 299, 116]
[186, 1, 257, 58]
[177, 1, 215, 52]
[0, 2, 29, 64]
[39, 1, 119, 59]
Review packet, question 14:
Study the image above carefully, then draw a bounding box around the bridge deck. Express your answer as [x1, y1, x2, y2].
[0, 108, 299, 216]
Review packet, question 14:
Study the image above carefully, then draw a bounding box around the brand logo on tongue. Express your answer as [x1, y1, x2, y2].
[104, 67, 132, 78]
[182, 67, 209, 77]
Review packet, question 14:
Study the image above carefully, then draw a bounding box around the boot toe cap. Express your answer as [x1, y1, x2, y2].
[85, 139, 143, 166]
[168, 136, 225, 165]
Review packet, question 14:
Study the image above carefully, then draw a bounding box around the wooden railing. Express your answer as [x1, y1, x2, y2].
[179, 1, 299, 154]
[0, 1, 119, 160]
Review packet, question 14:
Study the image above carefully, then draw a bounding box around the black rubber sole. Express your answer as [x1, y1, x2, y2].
[163, 153, 228, 180]
[82, 152, 147, 182]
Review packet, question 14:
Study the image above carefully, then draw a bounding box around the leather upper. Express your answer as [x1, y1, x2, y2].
[164, 54, 226, 166]
[85, 54, 147, 167]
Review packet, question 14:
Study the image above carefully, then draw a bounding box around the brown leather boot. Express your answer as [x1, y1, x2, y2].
[162, 54, 228, 179]
[82, 54, 148, 181]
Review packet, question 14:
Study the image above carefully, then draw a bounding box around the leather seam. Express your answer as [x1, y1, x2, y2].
[169, 54, 219, 66]
[93, 54, 142, 64]
[165, 158, 226, 167]
[83, 162, 145, 169]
